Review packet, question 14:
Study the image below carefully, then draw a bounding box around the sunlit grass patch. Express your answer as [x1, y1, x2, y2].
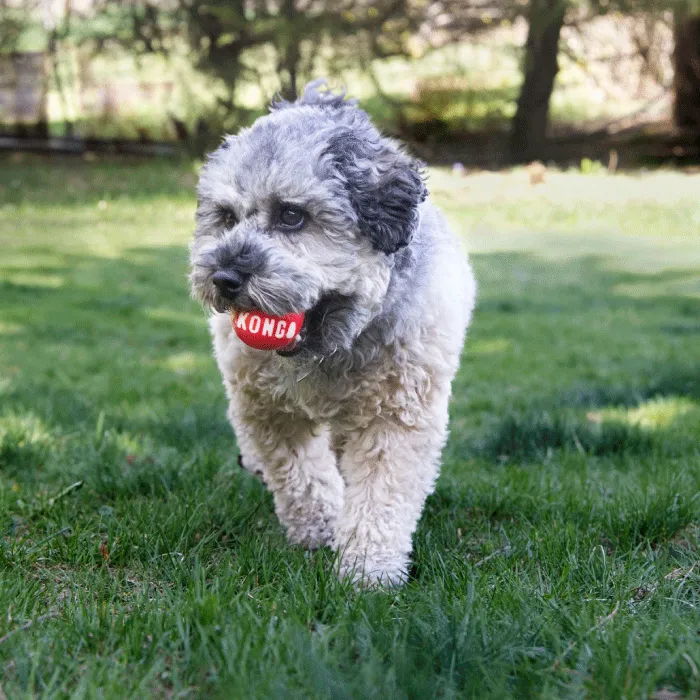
[614, 275, 700, 300]
[4, 272, 65, 289]
[157, 351, 211, 375]
[0, 321, 24, 335]
[594, 396, 699, 431]
[466, 338, 513, 355]
[0, 413, 55, 476]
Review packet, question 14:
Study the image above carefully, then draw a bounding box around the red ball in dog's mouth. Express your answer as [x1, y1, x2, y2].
[231, 310, 305, 351]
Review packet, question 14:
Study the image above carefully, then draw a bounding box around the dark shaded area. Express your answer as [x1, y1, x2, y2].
[463, 359, 699, 463]
[557, 366, 700, 409]
[483, 411, 656, 462]
[5, 119, 700, 171]
[409, 125, 700, 169]
[674, 15, 700, 134]
[0, 135, 178, 157]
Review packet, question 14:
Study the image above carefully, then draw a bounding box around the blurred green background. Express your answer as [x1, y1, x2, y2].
[3, 0, 700, 165]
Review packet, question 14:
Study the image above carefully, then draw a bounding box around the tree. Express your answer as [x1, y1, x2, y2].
[510, 0, 568, 163]
[508, 0, 692, 162]
[65, 0, 427, 147]
[673, 7, 700, 134]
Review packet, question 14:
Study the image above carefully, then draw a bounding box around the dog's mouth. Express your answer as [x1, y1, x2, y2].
[278, 291, 359, 358]
[275, 294, 330, 358]
[275, 327, 306, 357]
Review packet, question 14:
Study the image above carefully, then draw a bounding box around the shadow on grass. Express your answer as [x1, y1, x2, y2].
[452, 251, 700, 463]
[0, 245, 239, 499]
[482, 411, 654, 462]
[462, 372, 699, 464]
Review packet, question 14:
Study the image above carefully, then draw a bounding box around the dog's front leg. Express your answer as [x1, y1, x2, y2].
[334, 398, 449, 587]
[228, 393, 344, 549]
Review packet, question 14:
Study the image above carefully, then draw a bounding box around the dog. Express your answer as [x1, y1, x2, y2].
[190, 80, 476, 586]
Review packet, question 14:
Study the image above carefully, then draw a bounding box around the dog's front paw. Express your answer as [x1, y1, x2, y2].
[284, 512, 336, 549]
[237, 452, 266, 482]
[274, 482, 343, 550]
[337, 545, 410, 589]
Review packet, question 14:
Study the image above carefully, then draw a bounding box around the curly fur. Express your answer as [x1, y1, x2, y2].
[190, 81, 477, 586]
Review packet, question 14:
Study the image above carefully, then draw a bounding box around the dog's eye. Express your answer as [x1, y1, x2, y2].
[279, 205, 306, 231]
[218, 207, 238, 229]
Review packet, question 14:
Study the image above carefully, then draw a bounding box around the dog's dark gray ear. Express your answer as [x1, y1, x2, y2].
[329, 132, 427, 254]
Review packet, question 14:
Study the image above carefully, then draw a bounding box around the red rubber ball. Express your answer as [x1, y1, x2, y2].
[232, 310, 305, 351]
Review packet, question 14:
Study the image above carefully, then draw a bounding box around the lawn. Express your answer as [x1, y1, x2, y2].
[0, 155, 698, 699]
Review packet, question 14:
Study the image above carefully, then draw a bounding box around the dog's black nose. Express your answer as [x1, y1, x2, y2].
[212, 269, 245, 299]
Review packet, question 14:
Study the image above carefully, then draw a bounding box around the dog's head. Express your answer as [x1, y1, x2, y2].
[190, 80, 427, 358]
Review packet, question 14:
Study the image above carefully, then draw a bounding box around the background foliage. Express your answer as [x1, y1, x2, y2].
[3, 0, 699, 161]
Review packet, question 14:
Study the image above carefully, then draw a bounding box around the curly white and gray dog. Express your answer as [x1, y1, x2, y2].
[190, 80, 477, 587]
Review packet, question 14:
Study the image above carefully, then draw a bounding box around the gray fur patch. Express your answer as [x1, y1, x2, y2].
[326, 131, 427, 254]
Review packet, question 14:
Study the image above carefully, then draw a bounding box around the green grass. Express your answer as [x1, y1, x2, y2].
[0, 155, 699, 699]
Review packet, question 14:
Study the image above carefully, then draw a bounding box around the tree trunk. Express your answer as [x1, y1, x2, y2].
[673, 13, 700, 134]
[278, 0, 301, 101]
[510, 0, 567, 163]
[48, 29, 74, 138]
[280, 39, 300, 101]
[34, 53, 50, 139]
